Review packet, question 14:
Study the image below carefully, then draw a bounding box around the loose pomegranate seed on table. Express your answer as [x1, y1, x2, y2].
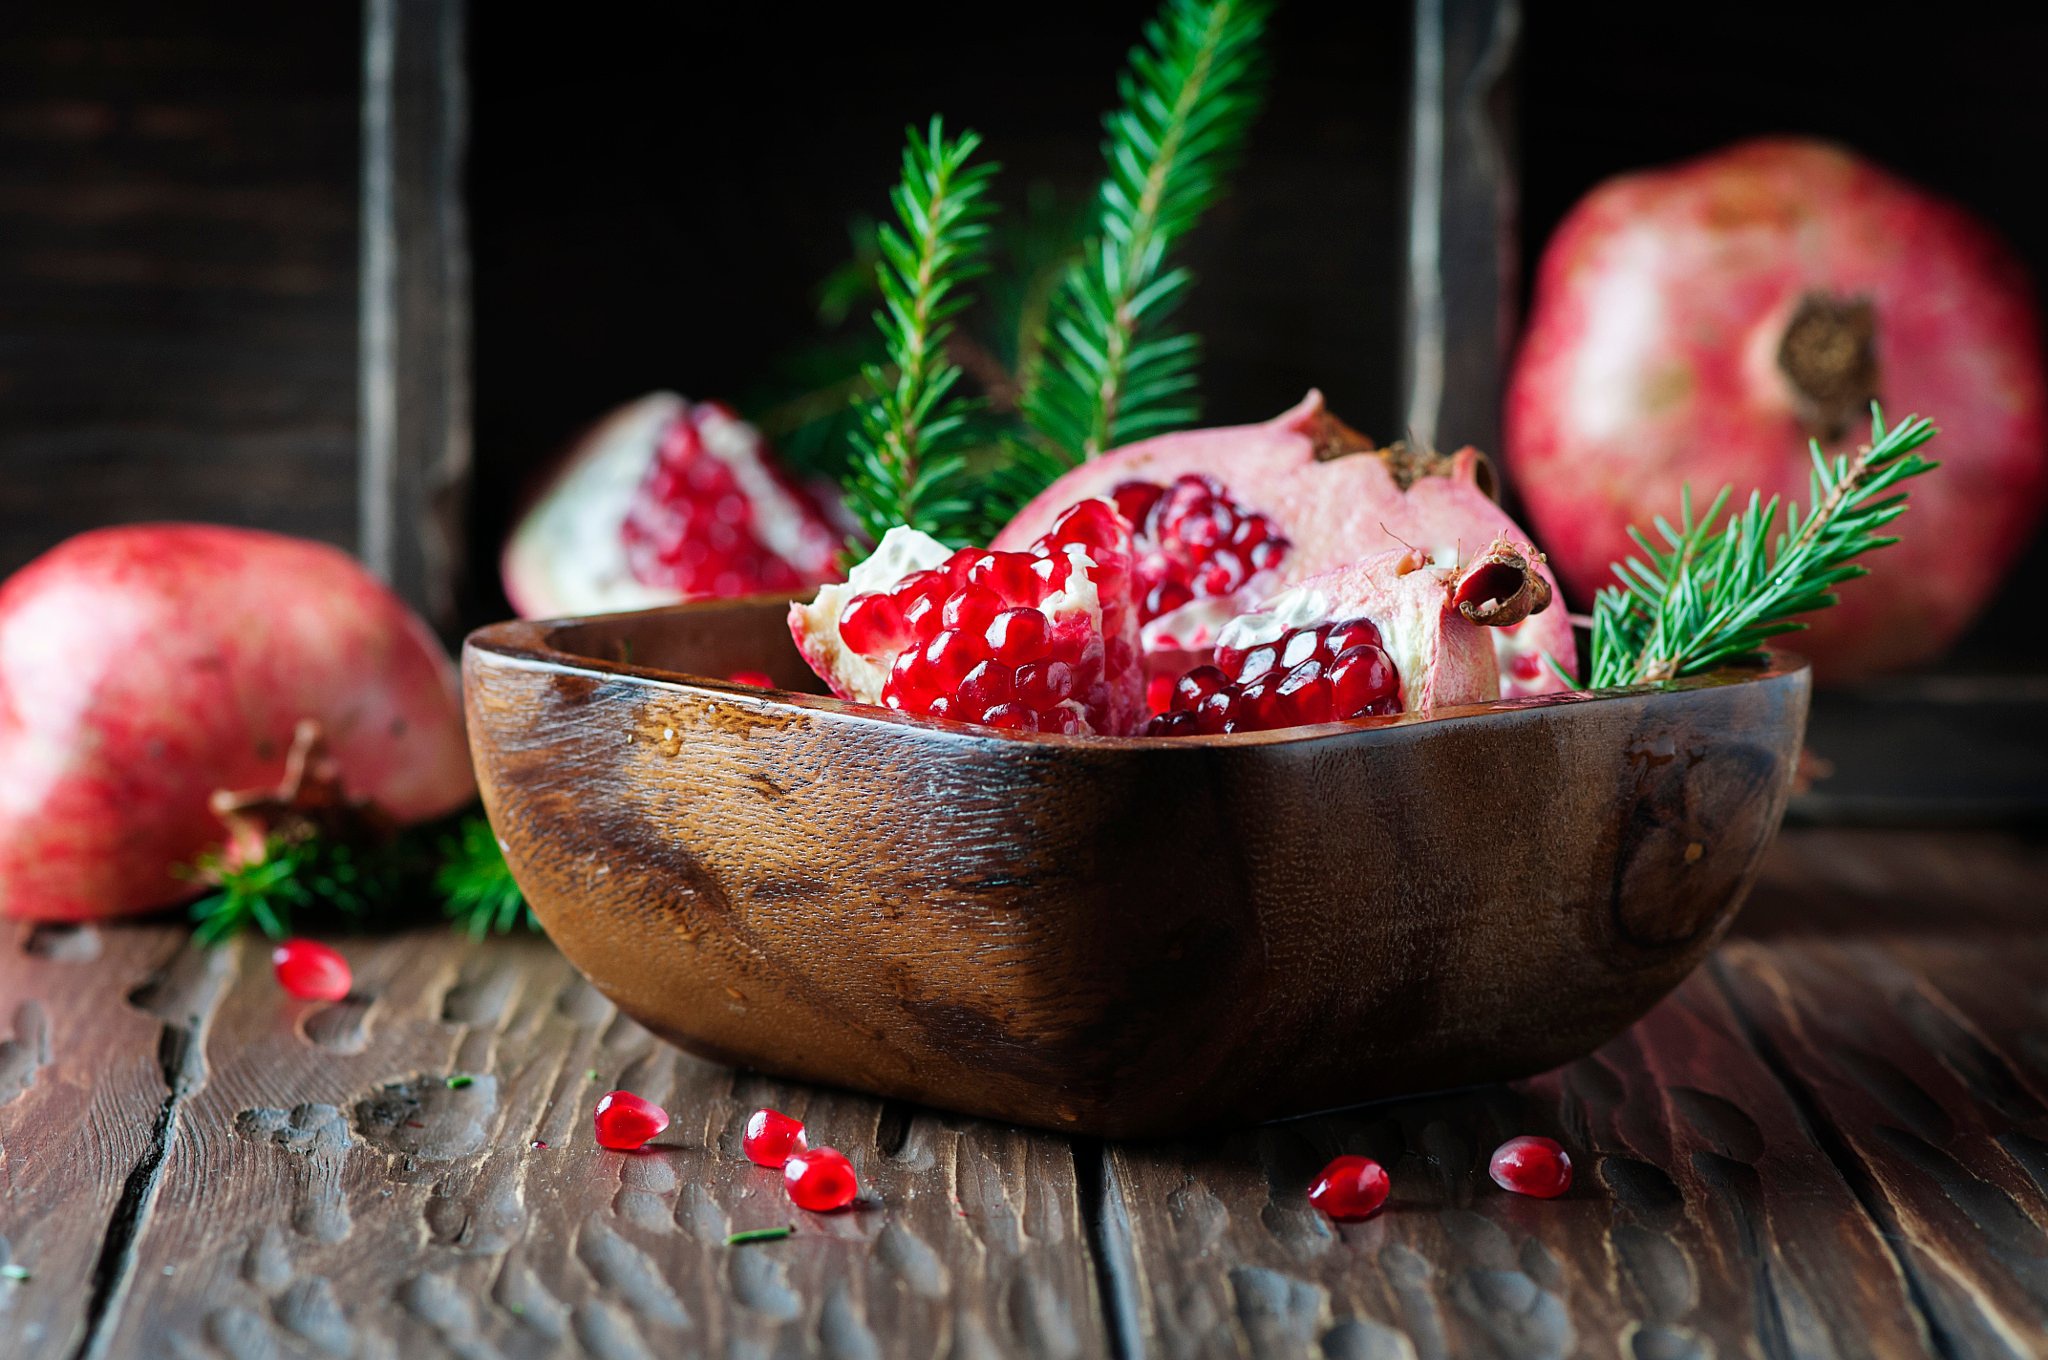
[1489, 1136, 1573, 1198]
[742, 1108, 808, 1168]
[1146, 615, 1400, 735]
[784, 1146, 860, 1212]
[271, 939, 351, 1001]
[1307, 1155, 1390, 1221]
[593, 1090, 670, 1150]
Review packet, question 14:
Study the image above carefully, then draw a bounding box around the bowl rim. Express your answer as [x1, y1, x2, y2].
[464, 597, 1810, 751]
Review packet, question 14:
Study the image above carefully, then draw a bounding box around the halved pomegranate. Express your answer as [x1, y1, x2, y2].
[1147, 539, 1553, 734]
[501, 392, 844, 618]
[788, 501, 1144, 736]
[994, 392, 1577, 698]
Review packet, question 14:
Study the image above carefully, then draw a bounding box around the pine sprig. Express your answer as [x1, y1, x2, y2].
[436, 817, 536, 937]
[186, 813, 535, 944]
[846, 117, 999, 546]
[1588, 404, 1939, 689]
[1013, 0, 1271, 481]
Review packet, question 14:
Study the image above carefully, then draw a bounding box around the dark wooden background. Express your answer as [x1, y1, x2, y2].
[3, 0, 2046, 805]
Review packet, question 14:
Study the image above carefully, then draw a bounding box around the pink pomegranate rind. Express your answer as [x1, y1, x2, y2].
[0, 524, 475, 922]
[1507, 137, 2048, 680]
[502, 392, 843, 619]
[995, 391, 1577, 697]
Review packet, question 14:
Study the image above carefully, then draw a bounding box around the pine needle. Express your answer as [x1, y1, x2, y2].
[844, 117, 1000, 546]
[1588, 404, 1939, 689]
[1010, 0, 1272, 490]
[435, 815, 536, 938]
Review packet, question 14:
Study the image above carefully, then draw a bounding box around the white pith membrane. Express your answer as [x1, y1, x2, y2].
[788, 527, 1113, 729]
[1138, 570, 1283, 655]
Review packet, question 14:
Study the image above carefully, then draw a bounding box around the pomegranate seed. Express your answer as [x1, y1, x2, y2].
[1043, 708, 1087, 735]
[1489, 1136, 1572, 1198]
[967, 552, 1044, 605]
[957, 661, 1016, 716]
[743, 1108, 809, 1168]
[1145, 579, 1194, 618]
[1193, 688, 1234, 734]
[1324, 618, 1382, 656]
[1308, 1155, 1390, 1221]
[987, 608, 1051, 665]
[1173, 665, 1230, 712]
[1235, 645, 1281, 685]
[1274, 660, 1335, 725]
[941, 589, 1001, 635]
[924, 629, 987, 687]
[1017, 660, 1077, 710]
[979, 702, 1039, 731]
[1249, 541, 1286, 570]
[1144, 709, 1200, 736]
[1111, 481, 1164, 527]
[1145, 671, 1177, 715]
[593, 1091, 669, 1150]
[1330, 645, 1397, 716]
[1511, 652, 1547, 681]
[900, 591, 942, 641]
[837, 593, 904, 656]
[1049, 499, 1128, 557]
[271, 939, 350, 1001]
[784, 1146, 860, 1212]
[727, 670, 774, 689]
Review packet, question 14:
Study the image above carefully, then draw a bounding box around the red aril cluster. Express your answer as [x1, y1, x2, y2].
[1146, 616, 1398, 735]
[784, 1147, 860, 1212]
[1489, 1135, 1573, 1198]
[1307, 1155, 1390, 1221]
[1110, 474, 1289, 626]
[593, 1090, 670, 1150]
[271, 939, 352, 1002]
[824, 501, 1138, 734]
[743, 1108, 808, 1168]
[620, 401, 841, 599]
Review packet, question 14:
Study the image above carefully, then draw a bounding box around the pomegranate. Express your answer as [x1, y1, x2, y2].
[788, 501, 1144, 736]
[1147, 540, 1553, 735]
[1307, 1155, 1390, 1222]
[995, 392, 1576, 697]
[0, 525, 474, 923]
[1507, 137, 2048, 680]
[501, 392, 844, 618]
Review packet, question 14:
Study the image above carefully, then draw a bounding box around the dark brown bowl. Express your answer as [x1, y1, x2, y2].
[463, 598, 1808, 1138]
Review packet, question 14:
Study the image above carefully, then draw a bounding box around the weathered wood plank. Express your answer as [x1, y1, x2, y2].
[0, 923, 234, 1358]
[1098, 964, 1932, 1359]
[89, 930, 1108, 1358]
[1716, 924, 2048, 1357]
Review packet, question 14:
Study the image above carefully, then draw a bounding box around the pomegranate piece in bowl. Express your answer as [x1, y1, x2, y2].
[463, 592, 1809, 1138]
[994, 392, 1576, 698]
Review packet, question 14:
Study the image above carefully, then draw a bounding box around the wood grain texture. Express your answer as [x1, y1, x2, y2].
[83, 930, 1107, 1359]
[0, 923, 231, 1358]
[464, 598, 1808, 1137]
[0, 2, 360, 578]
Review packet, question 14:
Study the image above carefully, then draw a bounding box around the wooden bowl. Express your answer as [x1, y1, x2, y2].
[464, 599, 1809, 1138]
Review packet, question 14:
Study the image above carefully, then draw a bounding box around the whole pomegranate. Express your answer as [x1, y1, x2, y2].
[501, 392, 844, 618]
[0, 525, 475, 922]
[1507, 137, 2048, 680]
[995, 391, 1576, 698]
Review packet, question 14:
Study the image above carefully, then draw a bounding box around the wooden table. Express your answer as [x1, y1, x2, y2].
[3, 827, 2045, 1359]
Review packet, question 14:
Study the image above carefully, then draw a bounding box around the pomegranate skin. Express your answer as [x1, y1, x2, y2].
[0, 525, 475, 922]
[996, 392, 1576, 697]
[1507, 137, 2048, 681]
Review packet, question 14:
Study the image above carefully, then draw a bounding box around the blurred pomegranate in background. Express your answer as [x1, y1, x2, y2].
[1507, 137, 2048, 681]
[0, 525, 475, 922]
[500, 392, 844, 618]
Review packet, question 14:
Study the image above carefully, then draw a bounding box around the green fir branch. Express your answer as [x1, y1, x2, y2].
[1013, 0, 1271, 483]
[845, 117, 999, 545]
[1588, 404, 1939, 689]
[436, 816, 536, 937]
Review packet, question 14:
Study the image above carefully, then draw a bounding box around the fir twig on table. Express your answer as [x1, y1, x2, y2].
[1587, 404, 1939, 689]
[845, 116, 999, 546]
[1010, 0, 1271, 491]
